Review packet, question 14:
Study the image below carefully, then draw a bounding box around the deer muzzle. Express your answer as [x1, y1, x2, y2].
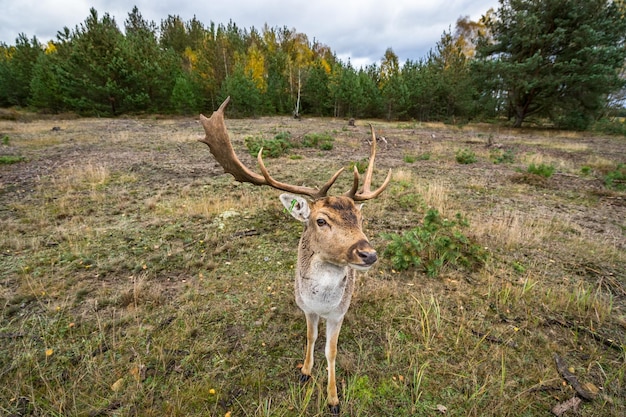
[350, 240, 378, 270]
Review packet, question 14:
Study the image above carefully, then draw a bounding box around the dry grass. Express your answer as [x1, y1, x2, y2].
[1, 115, 625, 417]
[471, 209, 566, 249]
[520, 152, 570, 169]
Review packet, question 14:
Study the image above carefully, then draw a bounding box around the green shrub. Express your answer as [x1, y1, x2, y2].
[403, 153, 430, 163]
[527, 163, 555, 178]
[556, 110, 593, 131]
[0, 155, 25, 164]
[349, 159, 368, 174]
[490, 149, 515, 164]
[397, 193, 424, 210]
[593, 118, 626, 136]
[2, 135, 9, 145]
[273, 131, 293, 143]
[382, 209, 487, 276]
[455, 148, 477, 164]
[302, 132, 334, 150]
[604, 163, 626, 191]
[244, 132, 293, 158]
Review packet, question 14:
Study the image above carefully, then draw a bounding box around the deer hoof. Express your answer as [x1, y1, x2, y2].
[328, 404, 340, 415]
[299, 374, 311, 383]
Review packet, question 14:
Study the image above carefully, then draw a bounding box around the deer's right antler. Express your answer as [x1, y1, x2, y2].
[199, 97, 390, 201]
[199, 97, 267, 186]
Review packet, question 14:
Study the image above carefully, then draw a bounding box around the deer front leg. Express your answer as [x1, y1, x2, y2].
[300, 312, 319, 382]
[325, 316, 344, 414]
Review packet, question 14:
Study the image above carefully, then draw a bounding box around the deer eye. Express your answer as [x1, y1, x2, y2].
[316, 218, 327, 227]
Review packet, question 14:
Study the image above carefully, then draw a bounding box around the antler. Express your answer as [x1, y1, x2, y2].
[199, 97, 390, 201]
[199, 96, 266, 186]
[345, 124, 392, 201]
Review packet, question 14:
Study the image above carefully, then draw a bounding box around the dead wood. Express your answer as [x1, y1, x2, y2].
[553, 354, 597, 400]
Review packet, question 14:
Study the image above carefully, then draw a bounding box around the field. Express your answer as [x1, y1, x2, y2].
[1, 112, 625, 416]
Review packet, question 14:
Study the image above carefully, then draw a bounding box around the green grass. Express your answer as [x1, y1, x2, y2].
[0, 154, 25, 164]
[0, 116, 625, 416]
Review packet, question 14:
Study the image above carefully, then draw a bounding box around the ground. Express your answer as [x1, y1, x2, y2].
[0, 113, 624, 416]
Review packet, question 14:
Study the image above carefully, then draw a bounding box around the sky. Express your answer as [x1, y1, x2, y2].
[0, 0, 500, 67]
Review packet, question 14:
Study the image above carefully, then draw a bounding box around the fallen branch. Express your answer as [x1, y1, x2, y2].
[231, 229, 259, 238]
[553, 354, 597, 400]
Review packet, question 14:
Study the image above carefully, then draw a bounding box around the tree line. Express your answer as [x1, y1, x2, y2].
[0, 0, 625, 129]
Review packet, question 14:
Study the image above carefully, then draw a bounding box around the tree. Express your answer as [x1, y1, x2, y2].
[0, 44, 14, 106]
[379, 48, 408, 120]
[455, 12, 494, 59]
[427, 29, 477, 121]
[475, 0, 626, 128]
[0, 34, 43, 107]
[221, 62, 262, 117]
[358, 65, 384, 118]
[329, 60, 363, 118]
[301, 59, 331, 116]
[124, 6, 178, 112]
[171, 72, 202, 114]
[29, 44, 64, 112]
[159, 15, 188, 54]
[55, 8, 126, 115]
[281, 28, 313, 117]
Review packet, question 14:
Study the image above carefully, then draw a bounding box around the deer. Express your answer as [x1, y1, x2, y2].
[198, 97, 391, 414]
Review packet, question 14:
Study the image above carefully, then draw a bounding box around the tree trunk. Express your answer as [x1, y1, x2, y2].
[513, 106, 525, 128]
[294, 68, 301, 118]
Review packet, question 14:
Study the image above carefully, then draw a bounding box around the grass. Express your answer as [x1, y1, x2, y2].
[0, 155, 25, 164]
[0, 115, 625, 416]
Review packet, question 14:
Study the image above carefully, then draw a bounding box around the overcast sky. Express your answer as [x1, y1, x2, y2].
[0, 0, 499, 67]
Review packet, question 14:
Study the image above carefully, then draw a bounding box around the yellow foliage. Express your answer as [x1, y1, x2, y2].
[44, 41, 57, 55]
[183, 47, 198, 71]
[245, 43, 267, 92]
[319, 58, 331, 75]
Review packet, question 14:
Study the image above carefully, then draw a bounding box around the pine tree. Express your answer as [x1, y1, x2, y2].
[221, 63, 262, 117]
[475, 0, 626, 128]
[0, 34, 43, 107]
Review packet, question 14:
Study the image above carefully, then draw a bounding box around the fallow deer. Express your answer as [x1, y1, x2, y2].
[199, 97, 391, 414]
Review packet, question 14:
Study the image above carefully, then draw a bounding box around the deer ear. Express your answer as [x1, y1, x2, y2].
[280, 193, 310, 222]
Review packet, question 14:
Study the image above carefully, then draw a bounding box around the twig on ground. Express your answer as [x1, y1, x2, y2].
[553, 354, 597, 400]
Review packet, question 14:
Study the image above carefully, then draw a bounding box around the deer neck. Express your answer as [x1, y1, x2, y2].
[299, 254, 350, 284]
[296, 241, 355, 316]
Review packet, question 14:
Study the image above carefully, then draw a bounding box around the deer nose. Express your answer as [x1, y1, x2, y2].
[356, 248, 378, 265]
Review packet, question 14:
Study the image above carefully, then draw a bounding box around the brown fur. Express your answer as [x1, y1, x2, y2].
[283, 195, 377, 413]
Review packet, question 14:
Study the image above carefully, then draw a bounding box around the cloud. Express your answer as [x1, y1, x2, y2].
[0, 0, 499, 65]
